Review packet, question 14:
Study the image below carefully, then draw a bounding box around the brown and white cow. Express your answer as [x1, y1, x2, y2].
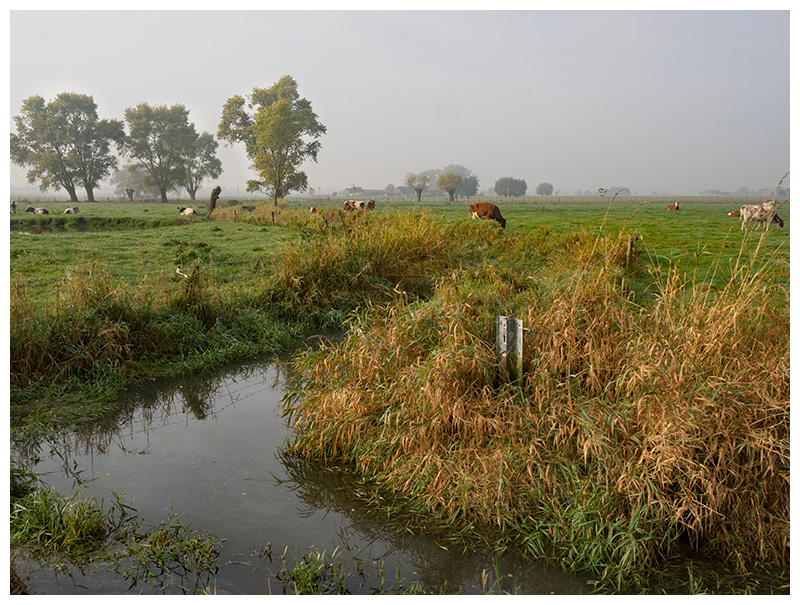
[343, 200, 365, 211]
[366, 199, 375, 211]
[469, 202, 506, 229]
[309, 206, 319, 214]
[738, 200, 784, 231]
[666, 202, 680, 211]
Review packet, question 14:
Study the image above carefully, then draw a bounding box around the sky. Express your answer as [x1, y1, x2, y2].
[6, 7, 792, 197]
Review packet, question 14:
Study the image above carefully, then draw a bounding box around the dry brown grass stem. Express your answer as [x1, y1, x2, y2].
[283, 228, 789, 577]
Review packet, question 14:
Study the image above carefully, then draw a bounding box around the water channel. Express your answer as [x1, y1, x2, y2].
[14, 362, 592, 595]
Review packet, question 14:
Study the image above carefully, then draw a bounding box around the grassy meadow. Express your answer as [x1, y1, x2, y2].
[9, 195, 790, 593]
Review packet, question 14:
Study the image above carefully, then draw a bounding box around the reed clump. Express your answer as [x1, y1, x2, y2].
[282, 227, 789, 590]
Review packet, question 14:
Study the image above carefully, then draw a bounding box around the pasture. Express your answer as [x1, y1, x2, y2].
[10, 197, 790, 310]
[9, 196, 790, 593]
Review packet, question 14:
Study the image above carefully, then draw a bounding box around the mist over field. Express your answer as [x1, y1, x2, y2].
[8, 9, 790, 198]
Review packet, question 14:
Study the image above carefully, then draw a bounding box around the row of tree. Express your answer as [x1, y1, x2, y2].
[404, 168, 554, 201]
[10, 94, 223, 203]
[10, 76, 327, 206]
[12, 77, 559, 206]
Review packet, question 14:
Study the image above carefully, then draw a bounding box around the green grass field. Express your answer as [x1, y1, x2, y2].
[10, 197, 789, 311]
[9, 196, 790, 593]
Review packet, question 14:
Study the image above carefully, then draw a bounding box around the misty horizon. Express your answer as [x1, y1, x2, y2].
[8, 9, 790, 199]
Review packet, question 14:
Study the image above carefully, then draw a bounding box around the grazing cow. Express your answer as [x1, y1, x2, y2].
[343, 200, 365, 211]
[10, 201, 17, 214]
[177, 206, 198, 215]
[64, 207, 79, 214]
[26, 206, 48, 214]
[727, 209, 741, 217]
[469, 202, 506, 229]
[309, 206, 319, 214]
[365, 199, 375, 211]
[667, 202, 680, 211]
[739, 200, 783, 231]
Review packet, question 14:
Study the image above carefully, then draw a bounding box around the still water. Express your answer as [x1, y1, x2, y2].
[14, 363, 590, 595]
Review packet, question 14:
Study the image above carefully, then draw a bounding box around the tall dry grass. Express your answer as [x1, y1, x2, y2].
[282, 227, 789, 588]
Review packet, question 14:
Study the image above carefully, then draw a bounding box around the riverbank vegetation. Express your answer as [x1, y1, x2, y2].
[9, 198, 789, 592]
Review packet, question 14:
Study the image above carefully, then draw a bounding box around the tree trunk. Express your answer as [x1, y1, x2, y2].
[85, 187, 95, 203]
[187, 188, 197, 201]
[415, 189, 422, 202]
[160, 188, 168, 203]
[208, 186, 221, 217]
[64, 184, 79, 204]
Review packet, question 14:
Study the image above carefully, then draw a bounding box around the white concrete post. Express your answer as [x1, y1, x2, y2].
[496, 315, 524, 385]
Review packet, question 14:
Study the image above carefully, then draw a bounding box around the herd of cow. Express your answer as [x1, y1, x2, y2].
[10, 198, 786, 233]
[309, 198, 785, 233]
[9, 201, 79, 215]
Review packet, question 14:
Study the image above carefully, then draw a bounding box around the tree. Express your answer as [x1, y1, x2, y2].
[441, 164, 479, 199]
[110, 164, 164, 199]
[437, 173, 463, 202]
[405, 173, 430, 202]
[495, 177, 527, 197]
[10, 93, 124, 203]
[123, 103, 199, 203]
[535, 182, 554, 196]
[181, 132, 223, 201]
[460, 175, 479, 198]
[217, 75, 326, 206]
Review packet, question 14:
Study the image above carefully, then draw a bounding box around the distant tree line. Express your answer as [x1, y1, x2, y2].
[403, 166, 557, 201]
[12, 80, 567, 206]
[10, 76, 325, 205]
[10, 93, 223, 203]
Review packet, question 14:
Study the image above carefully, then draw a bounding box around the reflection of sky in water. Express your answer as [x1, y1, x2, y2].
[17, 364, 588, 595]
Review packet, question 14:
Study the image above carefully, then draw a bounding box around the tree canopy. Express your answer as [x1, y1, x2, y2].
[217, 75, 325, 205]
[123, 103, 199, 203]
[110, 163, 165, 199]
[437, 173, 463, 202]
[181, 132, 223, 201]
[10, 93, 124, 203]
[495, 177, 527, 197]
[441, 164, 479, 199]
[404, 173, 430, 202]
[535, 182, 554, 196]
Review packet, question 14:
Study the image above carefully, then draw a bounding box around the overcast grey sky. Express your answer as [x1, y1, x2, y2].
[8, 9, 791, 196]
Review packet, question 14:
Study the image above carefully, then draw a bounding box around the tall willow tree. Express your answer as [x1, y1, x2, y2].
[217, 76, 326, 205]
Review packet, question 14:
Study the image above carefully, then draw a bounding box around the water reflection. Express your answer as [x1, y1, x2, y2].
[14, 362, 588, 595]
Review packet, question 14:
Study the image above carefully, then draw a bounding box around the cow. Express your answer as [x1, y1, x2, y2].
[726, 208, 783, 227]
[177, 206, 198, 215]
[343, 200, 365, 211]
[10, 201, 17, 214]
[469, 202, 506, 229]
[739, 200, 783, 231]
[667, 202, 680, 211]
[365, 199, 375, 211]
[64, 207, 79, 214]
[309, 206, 319, 214]
[26, 207, 48, 215]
